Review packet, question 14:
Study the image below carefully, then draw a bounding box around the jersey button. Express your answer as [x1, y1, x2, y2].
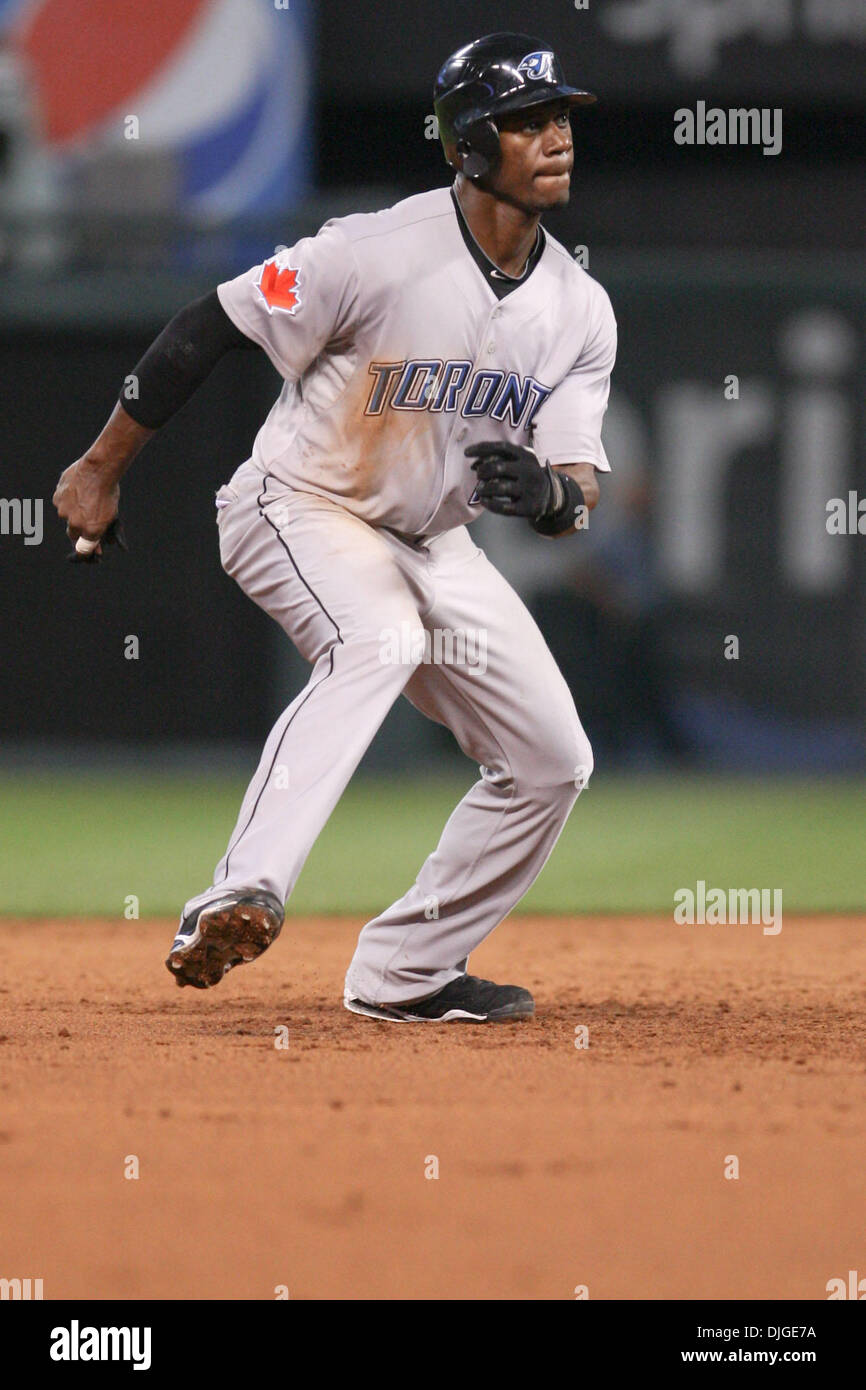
[487, 342, 496, 354]
[457, 427, 468, 441]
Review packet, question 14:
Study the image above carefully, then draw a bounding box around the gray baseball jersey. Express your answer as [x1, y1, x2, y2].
[181, 185, 617, 1008]
[217, 186, 615, 537]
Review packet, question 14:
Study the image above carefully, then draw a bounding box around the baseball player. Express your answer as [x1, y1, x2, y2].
[53, 33, 617, 1023]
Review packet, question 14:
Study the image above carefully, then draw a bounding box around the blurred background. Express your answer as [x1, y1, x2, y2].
[0, 0, 863, 917]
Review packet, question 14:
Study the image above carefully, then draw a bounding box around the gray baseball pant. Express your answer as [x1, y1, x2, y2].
[182, 459, 593, 1005]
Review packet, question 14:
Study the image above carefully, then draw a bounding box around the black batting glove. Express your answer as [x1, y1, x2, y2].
[465, 440, 556, 519]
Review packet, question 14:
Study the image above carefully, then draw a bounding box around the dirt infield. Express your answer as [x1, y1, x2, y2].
[0, 915, 864, 1301]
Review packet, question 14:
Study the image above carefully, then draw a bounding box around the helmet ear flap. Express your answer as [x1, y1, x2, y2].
[457, 140, 488, 180]
[456, 118, 500, 182]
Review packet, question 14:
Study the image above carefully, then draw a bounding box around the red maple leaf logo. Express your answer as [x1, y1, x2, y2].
[257, 259, 301, 314]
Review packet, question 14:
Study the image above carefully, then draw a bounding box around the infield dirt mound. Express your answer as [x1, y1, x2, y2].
[0, 915, 864, 1299]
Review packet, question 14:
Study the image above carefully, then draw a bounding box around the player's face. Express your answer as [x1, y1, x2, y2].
[493, 102, 574, 212]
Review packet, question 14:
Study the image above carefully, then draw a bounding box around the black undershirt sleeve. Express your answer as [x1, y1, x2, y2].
[119, 289, 259, 430]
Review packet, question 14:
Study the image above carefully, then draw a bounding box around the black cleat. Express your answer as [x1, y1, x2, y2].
[344, 973, 534, 1023]
[166, 890, 284, 990]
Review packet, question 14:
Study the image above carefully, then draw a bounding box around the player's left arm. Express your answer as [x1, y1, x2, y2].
[466, 444, 601, 536]
[550, 460, 601, 531]
[555, 462, 600, 508]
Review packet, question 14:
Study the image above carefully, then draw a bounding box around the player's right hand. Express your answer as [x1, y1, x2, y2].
[52, 456, 121, 560]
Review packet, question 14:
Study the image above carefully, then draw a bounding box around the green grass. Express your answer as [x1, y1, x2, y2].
[1, 772, 863, 917]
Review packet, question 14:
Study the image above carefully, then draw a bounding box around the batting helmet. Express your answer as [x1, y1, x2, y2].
[433, 32, 596, 181]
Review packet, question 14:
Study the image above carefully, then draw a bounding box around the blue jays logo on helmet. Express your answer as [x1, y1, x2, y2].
[517, 51, 556, 81]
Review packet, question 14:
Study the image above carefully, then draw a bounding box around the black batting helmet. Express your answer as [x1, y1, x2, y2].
[433, 32, 596, 181]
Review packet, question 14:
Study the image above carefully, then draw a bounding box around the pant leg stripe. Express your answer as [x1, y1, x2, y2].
[217, 477, 343, 884]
